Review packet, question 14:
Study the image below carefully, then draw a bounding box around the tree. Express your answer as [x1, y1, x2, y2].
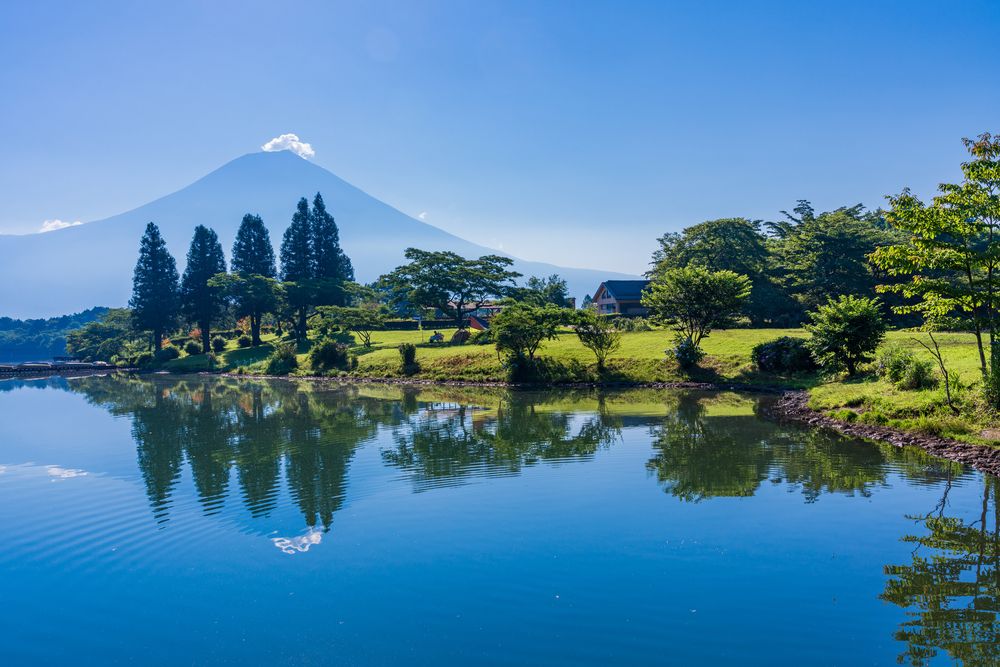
[180, 225, 227, 353]
[66, 308, 141, 362]
[228, 213, 278, 346]
[649, 217, 793, 326]
[310, 192, 354, 307]
[514, 274, 571, 307]
[573, 309, 621, 368]
[315, 305, 388, 348]
[641, 267, 751, 347]
[491, 303, 568, 362]
[804, 295, 886, 375]
[130, 222, 180, 350]
[378, 249, 522, 327]
[872, 133, 1000, 377]
[280, 197, 314, 338]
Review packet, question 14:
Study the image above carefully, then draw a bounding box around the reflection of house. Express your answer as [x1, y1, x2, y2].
[591, 280, 650, 315]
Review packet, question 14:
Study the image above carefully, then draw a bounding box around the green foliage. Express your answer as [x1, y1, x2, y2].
[805, 295, 886, 375]
[469, 328, 493, 345]
[231, 213, 276, 277]
[314, 305, 388, 347]
[184, 340, 203, 355]
[398, 342, 419, 375]
[377, 248, 521, 325]
[512, 274, 571, 307]
[877, 347, 937, 390]
[669, 335, 705, 370]
[228, 213, 278, 346]
[154, 345, 180, 362]
[65, 308, 139, 363]
[612, 316, 652, 332]
[573, 309, 621, 367]
[309, 338, 353, 373]
[1, 307, 110, 361]
[642, 266, 752, 346]
[237, 335, 252, 348]
[211, 336, 227, 354]
[310, 192, 354, 304]
[265, 342, 298, 375]
[492, 303, 569, 362]
[129, 222, 180, 349]
[180, 225, 227, 351]
[873, 133, 1000, 375]
[751, 336, 817, 373]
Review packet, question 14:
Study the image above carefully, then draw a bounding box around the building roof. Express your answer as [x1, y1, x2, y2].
[599, 280, 650, 301]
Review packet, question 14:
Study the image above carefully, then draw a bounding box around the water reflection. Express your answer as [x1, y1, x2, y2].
[881, 477, 1000, 665]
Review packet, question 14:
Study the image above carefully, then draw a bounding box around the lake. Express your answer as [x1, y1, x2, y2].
[0, 374, 996, 665]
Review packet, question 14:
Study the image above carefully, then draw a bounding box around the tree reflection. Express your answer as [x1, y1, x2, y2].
[882, 477, 1000, 666]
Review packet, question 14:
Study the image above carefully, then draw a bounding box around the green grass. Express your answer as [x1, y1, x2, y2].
[153, 325, 1000, 446]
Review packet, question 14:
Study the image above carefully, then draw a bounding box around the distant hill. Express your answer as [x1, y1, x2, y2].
[0, 151, 636, 318]
[0, 306, 109, 362]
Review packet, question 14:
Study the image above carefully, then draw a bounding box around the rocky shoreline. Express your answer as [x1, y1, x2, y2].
[769, 391, 1000, 478]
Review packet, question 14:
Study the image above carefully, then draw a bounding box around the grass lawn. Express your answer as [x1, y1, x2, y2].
[156, 325, 1000, 446]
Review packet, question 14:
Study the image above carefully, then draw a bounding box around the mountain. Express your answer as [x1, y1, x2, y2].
[0, 150, 636, 318]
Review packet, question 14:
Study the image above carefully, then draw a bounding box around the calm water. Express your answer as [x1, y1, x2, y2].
[1, 375, 997, 666]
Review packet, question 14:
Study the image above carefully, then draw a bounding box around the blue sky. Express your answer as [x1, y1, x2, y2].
[1, 0, 998, 273]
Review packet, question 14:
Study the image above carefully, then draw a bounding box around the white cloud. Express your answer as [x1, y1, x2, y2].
[47, 465, 87, 479]
[261, 133, 315, 159]
[418, 211, 428, 220]
[39, 219, 82, 233]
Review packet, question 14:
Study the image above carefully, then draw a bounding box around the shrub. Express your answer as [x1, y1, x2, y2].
[265, 343, 298, 375]
[309, 338, 352, 373]
[154, 345, 180, 362]
[670, 335, 704, 370]
[469, 329, 493, 345]
[398, 343, 419, 375]
[184, 340, 203, 356]
[752, 336, 817, 373]
[237, 335, 253, 348]
[613, 316, 652, 332]
[805, 295, 886, 375]
[878, 347, 937, 390]
[134, 351, 154, 368]
[211, 336, 227, 354]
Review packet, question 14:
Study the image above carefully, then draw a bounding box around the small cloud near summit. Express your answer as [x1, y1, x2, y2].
[40, 219, 82, 233]
[261, 133, 315, 159]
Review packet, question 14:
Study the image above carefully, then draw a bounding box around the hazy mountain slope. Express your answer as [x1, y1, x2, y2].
[0, 151, 635, 318]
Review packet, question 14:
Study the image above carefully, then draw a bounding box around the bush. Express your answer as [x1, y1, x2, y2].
[877, 347, 937, 390]
[613, 316, 652, 332]
[154, 345, 180, 362]
[265, 343, 298, 375]
[469, 329, 493, 345]
[670, 335, 704, 370]
[237, 335, 253, 348]
[805, 295, 886, 376]
[133, 351, 154, 368]
[398, 343, 419, 375]
[309, 338, 353, 373]
[184, 340, 203, 356]
[211, 336, 227, 354]
[752, 336, 817, 373]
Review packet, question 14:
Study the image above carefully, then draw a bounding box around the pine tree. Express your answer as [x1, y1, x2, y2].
[280, 197, 315, 337]
[180, 225, 227, 353]
[311, 192, 354, 308]
[230, 213, 277, 346]
[232, 214, 276, 277]
[130, 222, 180, 350]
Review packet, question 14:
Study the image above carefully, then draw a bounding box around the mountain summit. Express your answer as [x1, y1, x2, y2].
[0, 151, 634, 318]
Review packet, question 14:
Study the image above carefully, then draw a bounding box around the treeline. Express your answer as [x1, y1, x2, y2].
[0, 307, 109, 361]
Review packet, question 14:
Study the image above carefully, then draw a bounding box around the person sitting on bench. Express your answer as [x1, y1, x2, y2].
[429, 331, 445, 343]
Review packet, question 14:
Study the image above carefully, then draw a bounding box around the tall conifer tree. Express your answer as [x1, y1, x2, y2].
[130, 222, 180, 350]
[311, 192, 354, 307]
[229, 213, 277, 346]
[181, 225, 227, 352]
[280, 197, 315, 337]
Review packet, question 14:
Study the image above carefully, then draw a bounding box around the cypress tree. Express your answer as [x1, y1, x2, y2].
[232, 214, 276, 277]
[231, 214, 277, 346]
[130, 222, 180, 350]
[180, 225, 227, 353]
[280, 197, 314, 337]
[311, 192, 354, 308]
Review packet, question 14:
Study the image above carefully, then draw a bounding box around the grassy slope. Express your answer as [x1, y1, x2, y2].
[159, 327, 997, 445]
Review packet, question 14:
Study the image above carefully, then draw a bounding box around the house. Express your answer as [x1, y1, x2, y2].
[591, 280, 651, 316]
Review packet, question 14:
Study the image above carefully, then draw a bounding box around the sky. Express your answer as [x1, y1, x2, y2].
[1, 0, 998, 274]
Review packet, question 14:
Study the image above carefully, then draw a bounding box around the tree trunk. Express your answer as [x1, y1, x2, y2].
[153, 329, 162, 351]
[297, 308, 308, 339]
[201, 324, 211, 354]
[251, 313, 262, 346]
